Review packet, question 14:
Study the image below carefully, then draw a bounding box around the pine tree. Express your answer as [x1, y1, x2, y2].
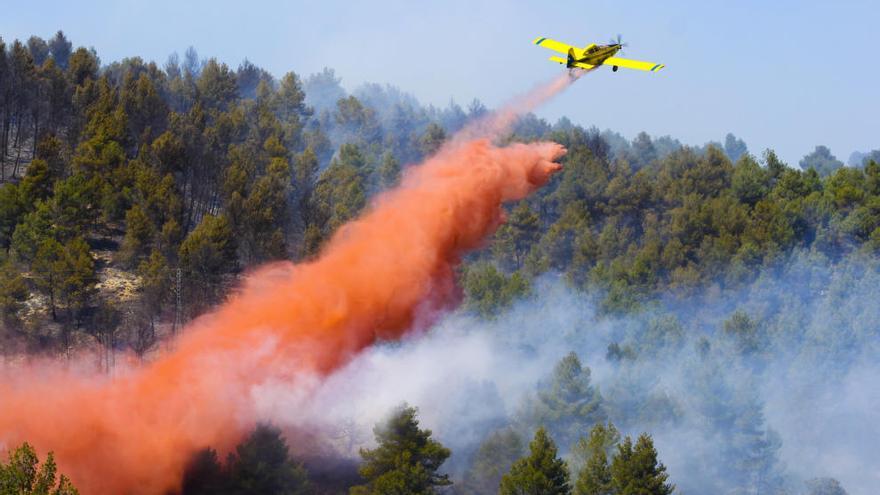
[0, 184, 25, 251]
[180, 449, 225, 495]
[523, 352, 605, 449]
[418, 122, 446, 157]
[121, 72, 167, 144]
[57, 237, 97, 324]
[0, 260, 28, 325]
[0, 442, 79, 494]
[178, 214, 237, 309]
[350, 405, 451, 495]
[180, 425, 311, 495]
[724, 133, 748, 163]
[11, 202, 54, 264]
[48, 31, 73, 69]
[610, 434, 673, 495]
[293, 147, 320, 236]
[494, 201, 541, 270]
[20, 159, 54, 201]
[573, 423, 620, 495]
[461, 262, 531, 318]
[120, 204, 156, 266]
[499, 427, 570, 495]
[275, 72, 309, 150]
[132, 250, 170, 356]
[31, 237, 65, 320]
[378, 151, 401, 189]
[51, 173, 101, 238]
[461, 428, 525, 495]
[799, 145, 843, 177]
[311, 144, 367, 241]
[196, 59, 238, 112]
[225, 425, 311, 495]
[241, 147, 291, 262]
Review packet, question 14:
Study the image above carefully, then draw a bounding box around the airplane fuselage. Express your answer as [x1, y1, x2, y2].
[569, 43, 623, 67]
[534, 36, 664, 73]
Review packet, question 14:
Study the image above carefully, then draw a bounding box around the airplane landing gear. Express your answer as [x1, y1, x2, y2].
[613, 66, 619, 72]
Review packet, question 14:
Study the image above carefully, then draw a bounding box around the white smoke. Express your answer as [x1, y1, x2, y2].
[253, 254, 880, 495]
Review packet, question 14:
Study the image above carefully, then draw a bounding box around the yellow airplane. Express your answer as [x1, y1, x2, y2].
[533, 35, 665, 73]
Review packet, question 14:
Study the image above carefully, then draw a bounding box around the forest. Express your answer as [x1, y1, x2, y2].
[1, 31, 877, 495]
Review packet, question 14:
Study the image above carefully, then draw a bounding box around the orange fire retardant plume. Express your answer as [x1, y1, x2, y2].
[0, 73, 575, 494]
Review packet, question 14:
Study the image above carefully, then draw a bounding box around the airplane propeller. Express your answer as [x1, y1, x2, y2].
[610, 34, 628, 52]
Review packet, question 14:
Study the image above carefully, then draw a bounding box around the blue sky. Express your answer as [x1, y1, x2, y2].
[3, 0, 878, 165]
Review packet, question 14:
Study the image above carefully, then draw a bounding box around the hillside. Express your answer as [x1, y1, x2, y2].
[1, 31, 878, 495]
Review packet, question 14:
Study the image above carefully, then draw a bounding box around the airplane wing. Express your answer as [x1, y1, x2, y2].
[602, 56, 665, 72]
[533, 37, 574, 54]
[548, 56, 595, 70]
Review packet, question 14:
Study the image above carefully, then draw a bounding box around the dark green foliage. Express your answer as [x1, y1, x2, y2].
[335, 96, 381, 145]
[572, 423, 620, 495]
[31, 236, 95, 323]
[378, 151, 401, 189]
[609, 435, 674, 495]
[460, 428, 525, 495]
[800, 146, 843, 177]
[630, 132, 656, 169]
[0, 442, 79, 495]
[461, 263, 530, 318]
[1, 29, 877, 495]
[731, 155, 769, 206]
[26, 36, 49, 67]
[350, 405, 451, 495]
[522, 352, 605, 449]
[242, 155, 290, 261]
[223, 133, 293, 263]
[418, 122, 446, 157]
[2, 30, 878, 358]
[50, 173, 101, 237]
[20, 159, 54, 201]
[723, 310, 763, 354]
[119, 204, 155, 265]
[137, 250, 169, 313]
[11, 202, 54, 264]
[181, 449, 225, 495]
[67, 47, 99, 87]
[605, 342, 636, 363]
[494, 201, 541, 270]
[121, 72, 168, 143]
[308, 143, 369, 251]
[463, 126, 880, 313]
[724, 133, 748, 163]
[303, 67, 345, 113]
[197, 59, 238, 112]
[131, 249, 170, 355]
[275, 72, 309, 146]
[0, 260, 28, 324]
[179, 215, 237, 309]
[499, 427, 570, 495]
[0, 184, 25, 251]
[527, 201, 590, 274]
[48, 31, 72, 69]
[225, 425, 311, 495]
[180, 425, 310, 495]
[686, 360, 784, 494]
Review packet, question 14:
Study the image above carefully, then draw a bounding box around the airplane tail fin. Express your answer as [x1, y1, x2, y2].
[566, 47, 578, 68]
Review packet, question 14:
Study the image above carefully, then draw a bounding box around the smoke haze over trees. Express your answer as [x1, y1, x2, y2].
[1, 31, 878, 494]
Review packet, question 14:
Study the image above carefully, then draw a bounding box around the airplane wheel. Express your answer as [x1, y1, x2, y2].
[613, 66, 619, 72]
